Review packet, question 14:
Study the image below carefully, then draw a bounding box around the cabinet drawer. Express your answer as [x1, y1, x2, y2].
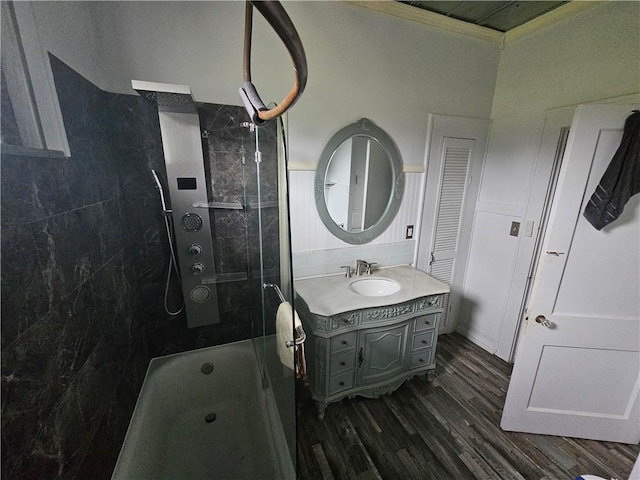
[329, 371, 354, 395]
[330, 351, 356, 375]
[414, 314, 438, 332]
[331, 331, 357, 354]
[411, 331, 434, 351]
[409, 349, 433, 369]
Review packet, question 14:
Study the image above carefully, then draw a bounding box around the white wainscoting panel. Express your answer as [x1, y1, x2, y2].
[288, 170, 424, 254]
[457, 210, 520, 352]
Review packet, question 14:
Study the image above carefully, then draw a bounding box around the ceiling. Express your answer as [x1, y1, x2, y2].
[399, 1, 570, 32]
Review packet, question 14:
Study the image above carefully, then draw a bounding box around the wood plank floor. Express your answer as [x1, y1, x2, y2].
[296, 333, 639, 480]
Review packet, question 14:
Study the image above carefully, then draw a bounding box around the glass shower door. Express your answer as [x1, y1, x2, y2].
[247, 116, 296, 477]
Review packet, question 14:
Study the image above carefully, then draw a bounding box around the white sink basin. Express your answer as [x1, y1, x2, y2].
[348, 278, 401, 297]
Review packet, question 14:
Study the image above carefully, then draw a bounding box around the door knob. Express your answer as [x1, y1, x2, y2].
[535, 315, 552, 328]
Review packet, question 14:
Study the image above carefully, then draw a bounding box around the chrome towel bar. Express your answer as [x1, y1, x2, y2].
[263, 282, 285, 303]
[263, 283, 306, 347]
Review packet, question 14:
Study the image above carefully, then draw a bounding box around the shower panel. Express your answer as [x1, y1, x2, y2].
[132, 80, 219, 327]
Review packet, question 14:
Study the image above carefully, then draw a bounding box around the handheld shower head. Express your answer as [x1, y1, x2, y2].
[151, 169, 170, 214]
[151, 169, 163, 191]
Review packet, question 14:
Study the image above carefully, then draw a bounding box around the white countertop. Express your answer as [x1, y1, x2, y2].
[294, 265, 450, 317]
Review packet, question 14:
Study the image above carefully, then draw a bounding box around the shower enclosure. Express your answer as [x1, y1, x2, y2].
[113, 83, 297, 478]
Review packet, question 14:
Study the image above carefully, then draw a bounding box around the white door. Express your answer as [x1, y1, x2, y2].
[501, 104, 640, 443]
[416, 115, 490, 332]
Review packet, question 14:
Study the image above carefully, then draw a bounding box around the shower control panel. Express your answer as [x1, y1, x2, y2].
[157, 104, 220, 327]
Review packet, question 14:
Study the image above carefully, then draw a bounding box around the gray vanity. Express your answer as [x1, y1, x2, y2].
[295, 265, 449, 419]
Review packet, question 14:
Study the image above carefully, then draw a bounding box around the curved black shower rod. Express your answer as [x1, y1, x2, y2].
[239, 0, 308, 124]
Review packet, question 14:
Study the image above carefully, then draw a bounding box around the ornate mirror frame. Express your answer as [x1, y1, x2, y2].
[314, 118, 404, 245]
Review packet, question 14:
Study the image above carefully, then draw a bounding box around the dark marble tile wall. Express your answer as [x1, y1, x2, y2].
[116, 101, 284, 357]
[199, 105, 282, 340]
[108, 97, 269, 357]
[1, 55, 142, 479]
[104, 89, 185, 357]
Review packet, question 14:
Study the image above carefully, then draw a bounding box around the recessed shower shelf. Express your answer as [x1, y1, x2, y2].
[193, 202, 244, 210]
[248, 200, 278, 209]
[201, 272, 249, 284]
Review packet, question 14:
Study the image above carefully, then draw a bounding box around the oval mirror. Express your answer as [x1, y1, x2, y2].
[314, 118, 404, 244]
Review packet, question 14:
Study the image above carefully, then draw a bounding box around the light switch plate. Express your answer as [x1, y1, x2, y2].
[510, 221, 520, 237]
[406, 225, 414, 239]
[524, 219, 535, 237]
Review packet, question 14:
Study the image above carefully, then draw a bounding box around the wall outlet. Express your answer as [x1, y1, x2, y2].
[406, 225, 414, 239]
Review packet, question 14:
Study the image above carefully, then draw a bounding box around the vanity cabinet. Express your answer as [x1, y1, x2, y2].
[296, 293, 443, 419]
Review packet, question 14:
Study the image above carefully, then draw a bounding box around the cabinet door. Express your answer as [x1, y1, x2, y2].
[359, 324, 408, 385]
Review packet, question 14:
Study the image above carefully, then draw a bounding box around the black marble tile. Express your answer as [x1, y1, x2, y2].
[247, 203, 281, 238]
[98, 199, 129, 262]
[31, 204, 104, 302]
[124, 195, 165, 244]
[210, 209, 247, 238]
[205, 148, 248, 200]
[215, 236, 249, 274]
[0, 224, 50, 347]
[134, 241, 168, 282]
[42, 332, 125, 478]
[90, 250, 136, 341]
[1, 56, 151, 480]
[200, 104, 252, 203]
[216, 279, 252, 315]
[149, 309, 253, 358]
[49, 54, 111, 143]
[108, 92, 163, 153]
[115, 145, 167, 200]
[66, 136, 120, 209]
[198, 103, 249, 133]
[75, 341, 147, 479]
[246, 233, 281, 274]
[1, 283, 101, 478]
[0, 154, 73, 228]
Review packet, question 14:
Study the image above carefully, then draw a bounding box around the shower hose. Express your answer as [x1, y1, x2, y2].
[162, 213, 184, 316]
[152, 169, 184, 316]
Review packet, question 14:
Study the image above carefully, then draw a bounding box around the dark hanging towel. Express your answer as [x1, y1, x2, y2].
[583, 110, 640, 230]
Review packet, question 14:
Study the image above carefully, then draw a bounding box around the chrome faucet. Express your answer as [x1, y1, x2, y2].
[355, 259, 376, 276]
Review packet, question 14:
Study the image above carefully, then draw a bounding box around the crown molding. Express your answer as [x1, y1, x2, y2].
[345, 1, 504, 45]
[345, 1, 608, 47]
[504, 1, 607, 45]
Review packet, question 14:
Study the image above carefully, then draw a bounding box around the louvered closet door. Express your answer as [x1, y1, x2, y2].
[417, 115, 489, 334]
[428, 138, 474, 329]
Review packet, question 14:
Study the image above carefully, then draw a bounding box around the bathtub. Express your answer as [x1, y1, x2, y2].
[112, 339, 295, 479]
